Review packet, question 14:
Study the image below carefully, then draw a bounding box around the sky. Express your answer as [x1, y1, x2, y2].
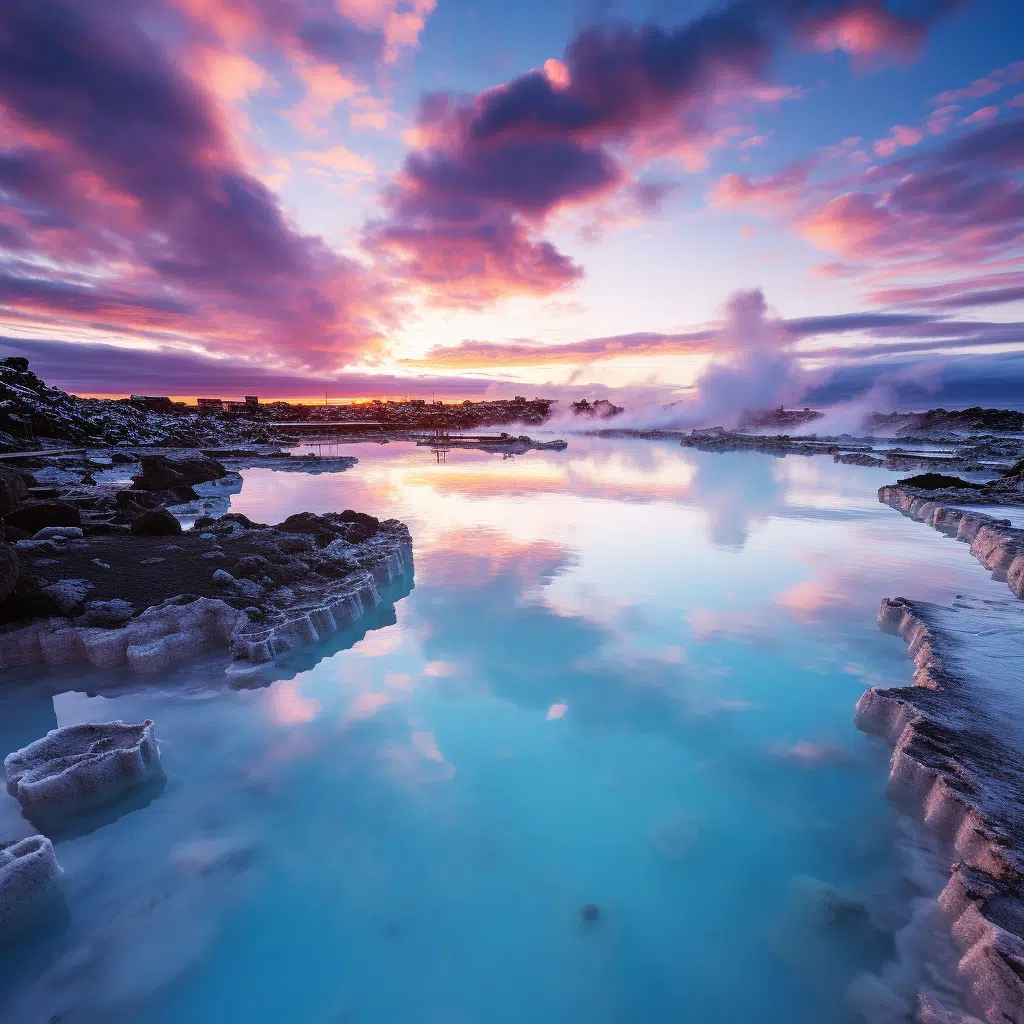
[0, 0, 1022, 412]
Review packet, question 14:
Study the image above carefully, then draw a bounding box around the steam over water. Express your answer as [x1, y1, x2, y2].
[0, 438, 1011, 1022]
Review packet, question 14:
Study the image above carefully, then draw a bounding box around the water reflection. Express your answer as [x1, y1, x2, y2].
[0, 439, 1007, 1024]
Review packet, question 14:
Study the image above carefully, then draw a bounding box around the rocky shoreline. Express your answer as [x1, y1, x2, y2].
[856, 597, 1024, 1023]
[588, 425, 1024, 475]
[878, 483, 1024, 600]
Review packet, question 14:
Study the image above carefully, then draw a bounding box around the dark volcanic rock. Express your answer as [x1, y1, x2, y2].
[0, 542, 18, 602]
[133, 454, 227, 491]
[896, 473, 985, 491]
[0, 465, 28, 513]
[4, 501, 81, 533]
[277, 510, 379, 545]
[129, 508, 182, 536]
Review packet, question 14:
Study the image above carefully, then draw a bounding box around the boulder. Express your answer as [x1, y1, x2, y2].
[4, 720, 162, 817]
[130, 508, 182, 536]
[276, 510, 379, 546]
[133, 454, 227, 491]
[337, 509, 380, 543]
[0, 835, 63, 934]
[0, 541, 18, 602]
[3, 500, 80, 533]
[0, 465, 28, 513]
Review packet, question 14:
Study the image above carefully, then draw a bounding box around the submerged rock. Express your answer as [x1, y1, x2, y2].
[0, 835, 63, 937]
[4, 720, 162, 818]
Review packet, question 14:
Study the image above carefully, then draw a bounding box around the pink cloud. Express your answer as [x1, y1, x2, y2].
[0, 0, 397, 370]
[873, 124, 923, 156]
[932, 60, 1024, 105]
[925, 104, 960, 134]
[799, 3, 930, 62]
[960, 105, 1000, 126]
[367, 2, 955, 309]
[711, 160, 813, 214]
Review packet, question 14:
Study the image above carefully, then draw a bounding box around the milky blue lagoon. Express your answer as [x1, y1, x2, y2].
[0, 439, 1011, 1023]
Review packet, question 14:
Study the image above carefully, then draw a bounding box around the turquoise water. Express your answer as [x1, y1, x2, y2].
[0, 439, 1011, 1023]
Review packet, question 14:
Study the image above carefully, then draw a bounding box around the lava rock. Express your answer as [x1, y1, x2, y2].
[130, 508, 182, 536]
[3, 500, 81, 533]
[133, 454, 227, 491]
[0, 541, 18, 602]
[0, 465, 28, 513]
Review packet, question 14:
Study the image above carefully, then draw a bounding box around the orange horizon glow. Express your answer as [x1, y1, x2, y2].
[75, 392, 508, 406]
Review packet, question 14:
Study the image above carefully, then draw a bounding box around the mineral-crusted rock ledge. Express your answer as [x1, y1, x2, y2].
[5, 720, 162, 818]
[856, 596, 1024, 1023]
[878, 484, 1024, 600]
[0, 512, 414, 677]
[0, 835, 63, 936]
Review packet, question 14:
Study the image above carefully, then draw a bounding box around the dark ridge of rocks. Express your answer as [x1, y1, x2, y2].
[833, 452, 884, 467]
[866, 407, 1024, 437]
[738, 406, 822, 430]
[878, 484, 1024, 600]
[896, 473, 986, 491]
[856, 597, 1024, 1023]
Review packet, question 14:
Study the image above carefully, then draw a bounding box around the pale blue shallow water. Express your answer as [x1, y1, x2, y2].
[0, 438, 1012, 1023]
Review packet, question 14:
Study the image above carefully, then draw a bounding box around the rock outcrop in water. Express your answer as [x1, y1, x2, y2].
[856, 597, 1024, 1023]
[0, 512, 414, 677]
[0, 835, 63, 936]
[5, 720, 162, 818]
[415, 433, 567, 455]
[878, 484, 1024, 600]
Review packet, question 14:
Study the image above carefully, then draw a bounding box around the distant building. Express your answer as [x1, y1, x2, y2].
[245, 395, 259, 407]
[197, 398, 224, 414]
[409, 399, 426, 407]
[130, 395, 173, 412]
[513, 396, 526, 403]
